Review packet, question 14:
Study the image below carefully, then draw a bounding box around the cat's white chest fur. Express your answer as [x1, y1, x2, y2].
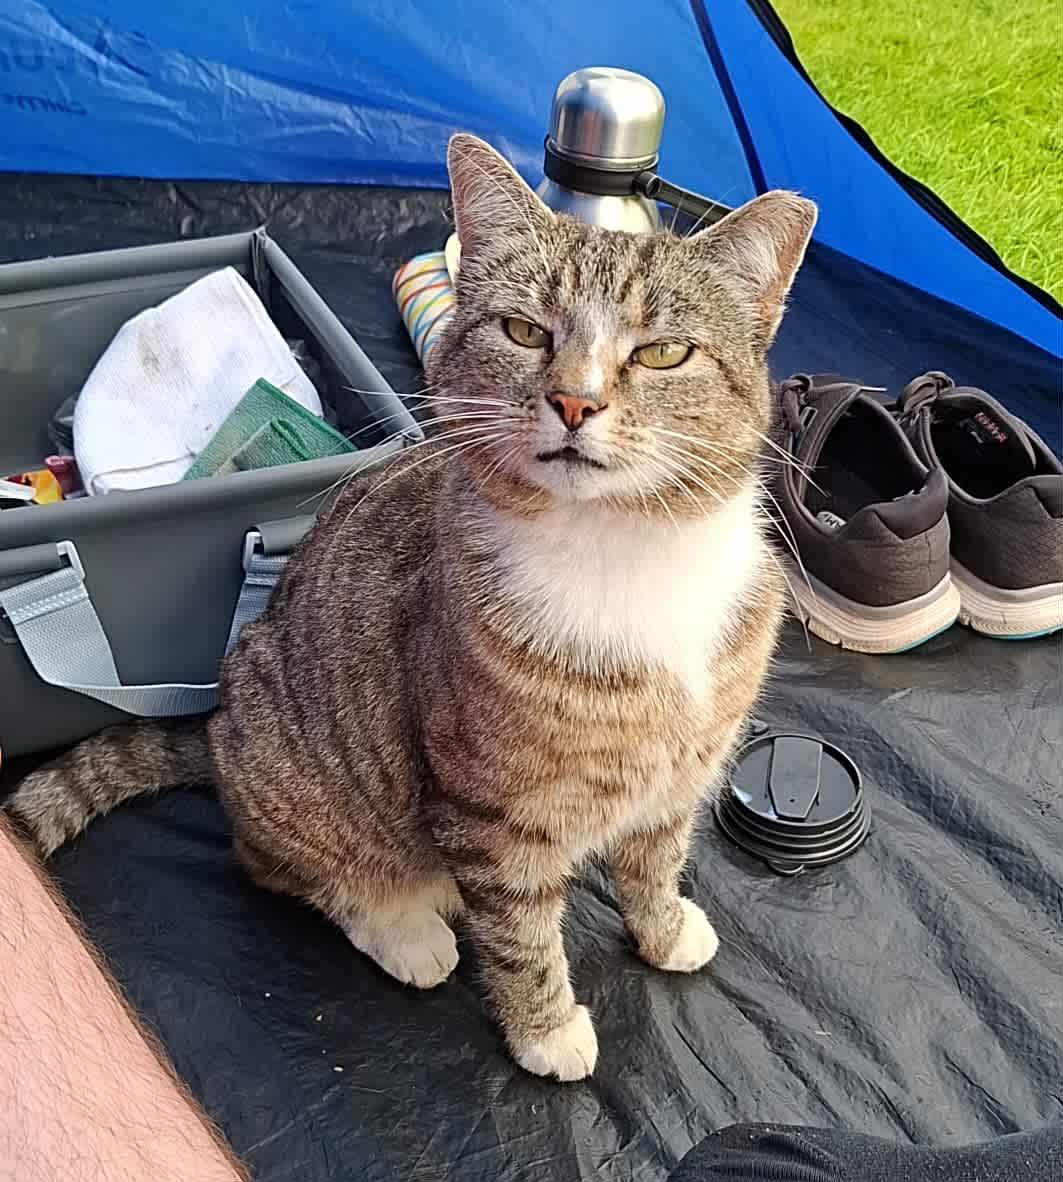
[490, 488, 763, 699]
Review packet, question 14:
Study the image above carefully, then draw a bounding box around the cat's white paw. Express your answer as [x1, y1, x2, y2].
[345, 911, 459, 989]
[660, 899, 719, 973]
[513, 1005, 598, 1082]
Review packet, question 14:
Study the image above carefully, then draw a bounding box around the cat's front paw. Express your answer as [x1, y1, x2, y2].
[345, 911, 459, 989]
[659, 898, 719, 973]
[513, 1005, 598, 1082]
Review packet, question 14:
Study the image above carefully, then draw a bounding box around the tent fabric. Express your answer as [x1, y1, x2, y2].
[0, 1, 754, 200]
[1, 169, 1058, 450]
[2, 1, 1060, 356]
[1, 179, 1061, 1181]
[1, 2, 1061, 1173]
[702, 1, 1063, 355]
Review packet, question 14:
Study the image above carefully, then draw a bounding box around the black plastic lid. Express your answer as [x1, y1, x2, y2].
[715, 732, 869, 875]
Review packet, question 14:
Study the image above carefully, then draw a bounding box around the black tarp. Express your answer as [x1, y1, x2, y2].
[1, 179, 1061, 1181]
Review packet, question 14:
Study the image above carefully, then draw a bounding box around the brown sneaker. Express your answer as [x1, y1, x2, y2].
[897, 372, 1063, 639]
[771, 374, 960, 653]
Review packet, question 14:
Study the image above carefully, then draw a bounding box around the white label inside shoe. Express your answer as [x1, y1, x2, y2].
[816, 509, 847, 531]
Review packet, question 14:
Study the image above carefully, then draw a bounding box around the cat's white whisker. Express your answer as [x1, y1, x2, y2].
[748, 426, 827, 493]
[630, 476, 655, 524]
[653, 424, 819, 484]
[649, 448, 730, 518]
[300, 444, 409, 511]
[670, 453, 815, 584]
[633, 454, 686, 533]
[746, 482, 817, 601]
[313, 424, 514, 518]
[341, 432, 511, 527]
[656, 471, 707, 521]
[346, 384, 514, 410]
[302, 413, 516, 511]
[474, 438, 525, 490]
[652, 439, 736, 498]
[399, 392, 515, 409]
[344, 407, 509, 444]
[652, 437, 816, 635]
[653, 436, 816, 601]
[653, 431, 801, 533]
[650, 488, 682, 534]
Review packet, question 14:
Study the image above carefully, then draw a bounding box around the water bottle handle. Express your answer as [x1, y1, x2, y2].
[634, 172, 731, 227]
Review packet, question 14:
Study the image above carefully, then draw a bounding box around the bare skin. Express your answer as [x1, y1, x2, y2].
[0, 815, 247, 1182]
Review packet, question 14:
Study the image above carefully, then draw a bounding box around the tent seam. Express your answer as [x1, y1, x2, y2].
[744, 0, 1062, 322]
[688, 0, 768, 196]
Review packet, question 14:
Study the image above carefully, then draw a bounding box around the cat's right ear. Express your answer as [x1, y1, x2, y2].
[447, 133, 551, 260]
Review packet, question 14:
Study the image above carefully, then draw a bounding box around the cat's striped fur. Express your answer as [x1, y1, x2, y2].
[5, 134, 815, 1080]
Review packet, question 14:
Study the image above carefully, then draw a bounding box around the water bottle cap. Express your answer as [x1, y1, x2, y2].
[547, 67, 665, 172]
[716, 732, 870, 875]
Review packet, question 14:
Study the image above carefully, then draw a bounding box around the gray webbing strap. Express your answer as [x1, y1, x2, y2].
[225, 533, 290, 656]
[0, 527, 301, 718]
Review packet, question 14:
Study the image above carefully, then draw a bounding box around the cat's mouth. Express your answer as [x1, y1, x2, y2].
[535, 446, 607, 470]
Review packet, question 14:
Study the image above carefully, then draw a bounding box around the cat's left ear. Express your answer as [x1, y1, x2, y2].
[692, 191, 817, 350]
[447, 133, 552, 262]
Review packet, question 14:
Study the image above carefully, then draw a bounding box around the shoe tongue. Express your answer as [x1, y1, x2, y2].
[790, 380, 867, 467]
[937, 390, 1038, 472]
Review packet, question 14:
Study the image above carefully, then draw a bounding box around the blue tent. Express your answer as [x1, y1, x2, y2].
[2, 8, 1062, 1179]
[4, 1, 1060, 373]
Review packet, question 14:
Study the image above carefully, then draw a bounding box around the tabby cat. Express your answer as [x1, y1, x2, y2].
[6, 134, 816, 1081]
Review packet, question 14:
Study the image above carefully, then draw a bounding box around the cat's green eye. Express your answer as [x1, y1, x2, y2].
[633, 342, 692, 369]
[504, 317, 551, 348]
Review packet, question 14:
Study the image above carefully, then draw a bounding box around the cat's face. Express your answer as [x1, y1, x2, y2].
[428, 135, 816, 516]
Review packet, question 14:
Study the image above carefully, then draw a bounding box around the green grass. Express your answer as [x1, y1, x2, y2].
[772, 0, 1062, 302]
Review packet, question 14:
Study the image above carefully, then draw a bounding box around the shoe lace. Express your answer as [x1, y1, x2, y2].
[778, 374, 813, 436]
[896, 371, 954, 423]
[778, 374, 867, 438]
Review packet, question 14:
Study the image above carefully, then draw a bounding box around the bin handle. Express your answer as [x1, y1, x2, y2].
[0, 516, 312, 718]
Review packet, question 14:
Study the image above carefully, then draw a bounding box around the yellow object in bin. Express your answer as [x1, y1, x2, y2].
[1, 467, 63, 505]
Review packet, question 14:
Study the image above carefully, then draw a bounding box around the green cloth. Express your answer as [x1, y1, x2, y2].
[183, 378, 353, 480]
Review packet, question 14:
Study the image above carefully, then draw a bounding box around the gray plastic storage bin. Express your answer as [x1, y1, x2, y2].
[0, 230, 421, 759]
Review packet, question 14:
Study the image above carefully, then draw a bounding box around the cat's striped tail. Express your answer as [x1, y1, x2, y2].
[3, 718, 212, 858]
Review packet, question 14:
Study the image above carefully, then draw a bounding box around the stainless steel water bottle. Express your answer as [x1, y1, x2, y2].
[536, 67, 666, 233]
[536, 67, 730, 234]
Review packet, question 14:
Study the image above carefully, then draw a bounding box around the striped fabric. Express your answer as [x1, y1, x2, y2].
[393, 251, 455, 363]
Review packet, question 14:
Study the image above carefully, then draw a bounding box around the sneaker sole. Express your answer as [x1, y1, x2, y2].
[787, 568, 961, 654]
[951, 559, 1063, 639]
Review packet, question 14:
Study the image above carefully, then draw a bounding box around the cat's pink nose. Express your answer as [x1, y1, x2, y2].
[546, 393, 607, 432]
